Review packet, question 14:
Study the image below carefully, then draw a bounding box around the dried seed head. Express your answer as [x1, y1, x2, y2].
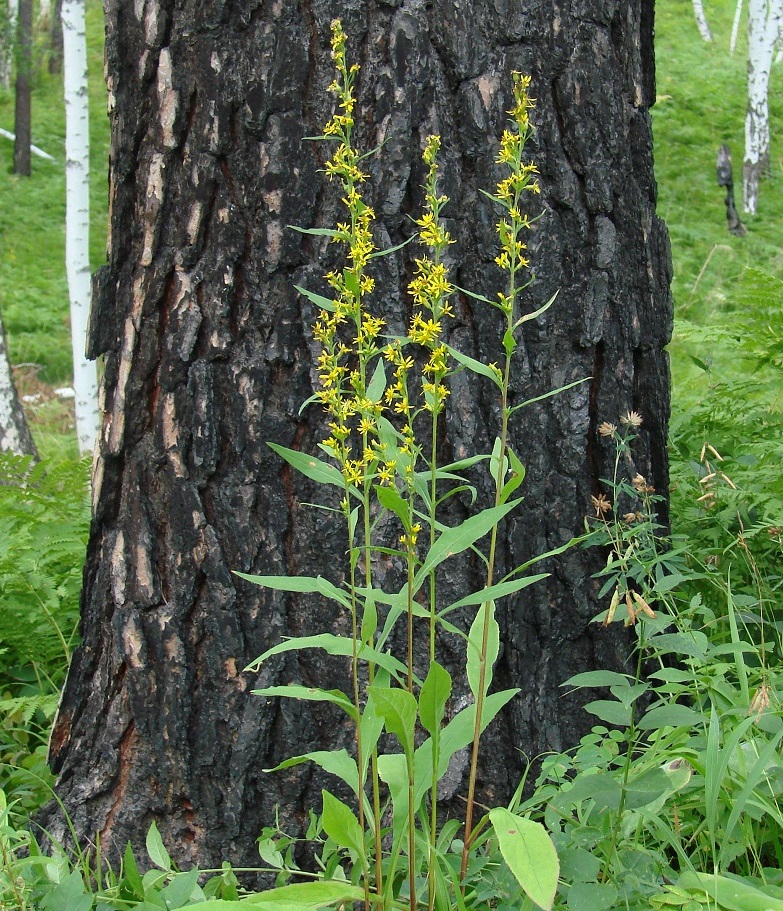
[749, 683, 771, 720]
[598, 421, 617, 437]
[591, 493, 612, 516]
[620, 410, 643, 428]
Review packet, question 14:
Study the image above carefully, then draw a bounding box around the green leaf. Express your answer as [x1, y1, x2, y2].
[563, 670, 632, 689]
[145, 821, 172, 871]
[268, 442, 345, 488]
[583, 699, 632, 726]
[413, 500, 520, 590]
[289, 225, 341, 238]
[677, 871, 783, 911]
[252, 685, 357, 721]
[419, 661, 452, 736]
[247, 633, 408, 682]
[467, 601, 500, 699]
[500, 447, 526, 503]
[442, 572, 548, 614]
[513, 291, 558, 328]
[235, 572, 350, 608]
[293, 284, 336, 313]
[321, 790, 366, 858]
[445, 344, 503, 389]
[160, 869, 203, 908]
[489, 808, 559, 911]
[190, 880, 368, 911]
[122, 843, 144, 899]
[559, 772, 622, 810]
[507, 377, 591, 416]
[623, 768, 673, 809]
[567, 881, 618, 911]
[366, 358, 386, 402]
[376, 484, 410, 526]
[263, 749, 359, 794]
[636, 704, 704, 730]
[368, 686, 417, 757]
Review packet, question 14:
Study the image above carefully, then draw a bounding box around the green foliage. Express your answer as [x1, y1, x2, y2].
[0, 452, 89, 686]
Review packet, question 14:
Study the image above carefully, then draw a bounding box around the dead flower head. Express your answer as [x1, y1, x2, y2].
[620, 410, 643, 428]
[598, 421, 617, 437]
[591, 493, 612, 517]
[749, 683, 771, 721]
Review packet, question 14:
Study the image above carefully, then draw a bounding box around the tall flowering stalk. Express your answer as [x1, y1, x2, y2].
[244, 27, 560, 911]
[315, 21, 387, 904]
[461, 73, 543, 884]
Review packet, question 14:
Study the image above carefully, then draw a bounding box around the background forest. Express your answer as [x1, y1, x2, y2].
[0, 0, 782, 909]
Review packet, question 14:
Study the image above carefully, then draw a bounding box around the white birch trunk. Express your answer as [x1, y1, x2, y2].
[37, 0, 50, 23]
[0, 0, 18, 90]
[693, 0, 713, 41]
[744, 0, 783, 214]
[731, 0, 744, 53]
[0, 309, 37, 457]
[62, 0, 98, 454]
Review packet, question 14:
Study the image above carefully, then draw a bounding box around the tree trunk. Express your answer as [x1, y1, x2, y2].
[12, 0, 31, 176]
[692, 0, 713, 41]
[744, 0, 783, 213]
[48, 0, 63, 74]
[0, 305, 37, 458]
[44, 0, 672, 871]
[62, 0, 99, 455]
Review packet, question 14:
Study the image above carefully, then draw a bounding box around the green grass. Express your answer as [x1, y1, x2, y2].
[0, 0, 108, 387]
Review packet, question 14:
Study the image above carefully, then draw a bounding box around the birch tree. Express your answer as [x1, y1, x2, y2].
[744, 0, 783, 213]
[62, 0, 98, 453]
[0, 307, 37, 458]
[693, 0, 713, 41]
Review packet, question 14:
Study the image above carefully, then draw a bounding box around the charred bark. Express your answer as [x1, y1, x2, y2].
[44, 0, 672, 872]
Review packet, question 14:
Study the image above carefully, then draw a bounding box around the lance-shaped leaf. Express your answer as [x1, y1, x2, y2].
[368, 686, 417, 758]
[235, 572, 350, 608]
[419, 661, 452, 736]
[413, 500, 520, 591]
[246, 633, 408, 682]
[252, 685, 357, 721]
[441, 572, 548, 615]
[321, 790, 366, 859]
[268, 442, 345, 488]
[467, 601, 500, 699]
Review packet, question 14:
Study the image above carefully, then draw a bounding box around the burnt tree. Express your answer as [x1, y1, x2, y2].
[44, 0, 672, 870]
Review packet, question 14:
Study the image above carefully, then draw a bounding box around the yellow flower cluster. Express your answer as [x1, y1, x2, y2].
[492, 73, 540, 316]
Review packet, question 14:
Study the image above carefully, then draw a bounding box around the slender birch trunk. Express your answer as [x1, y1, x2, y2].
[731, 0, 744, 53]
[0, 307, 37, 458]
[0, 0, 17, 89]
[693, 0, 713, 41]
[744, 0, 783, 213]
[62, 0, 98, 454]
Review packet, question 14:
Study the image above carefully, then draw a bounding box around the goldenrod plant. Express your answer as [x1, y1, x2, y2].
[237, 19, 560, 911]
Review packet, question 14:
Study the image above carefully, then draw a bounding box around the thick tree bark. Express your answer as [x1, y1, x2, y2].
[0, 305, 37, 458]
[44, 0, 672, 872]
[12, 0, 31, 176]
